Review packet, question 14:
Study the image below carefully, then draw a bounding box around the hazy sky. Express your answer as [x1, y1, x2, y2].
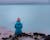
[0, 5, 49, 34]
[0, 0, 48, 3]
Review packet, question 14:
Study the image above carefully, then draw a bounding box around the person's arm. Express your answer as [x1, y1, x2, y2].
[15, 24, 16, 28]
[21, 23, 23, 29]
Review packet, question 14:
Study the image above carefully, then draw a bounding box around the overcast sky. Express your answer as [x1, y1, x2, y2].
[0, 0, 48, 3]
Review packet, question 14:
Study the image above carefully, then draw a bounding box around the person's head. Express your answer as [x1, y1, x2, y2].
[17, 17, 21, 22]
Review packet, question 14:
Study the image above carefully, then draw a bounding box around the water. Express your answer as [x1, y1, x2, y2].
[0, 5, 49, 34]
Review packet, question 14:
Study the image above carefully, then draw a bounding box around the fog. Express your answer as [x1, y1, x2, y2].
[0, 5, 49, 34]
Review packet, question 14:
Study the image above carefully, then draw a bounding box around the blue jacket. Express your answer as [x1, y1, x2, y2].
[15, 21, 22, 35]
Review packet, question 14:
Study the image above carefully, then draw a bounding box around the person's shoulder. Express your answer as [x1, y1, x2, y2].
[20, 22, 23, 24]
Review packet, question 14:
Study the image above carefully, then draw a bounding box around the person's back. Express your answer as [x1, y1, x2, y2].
[15, 18, 23, 36]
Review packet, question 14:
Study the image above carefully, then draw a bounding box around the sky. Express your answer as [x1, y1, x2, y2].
[0, 0, 48, 3]
[0, 5, 49, 34]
